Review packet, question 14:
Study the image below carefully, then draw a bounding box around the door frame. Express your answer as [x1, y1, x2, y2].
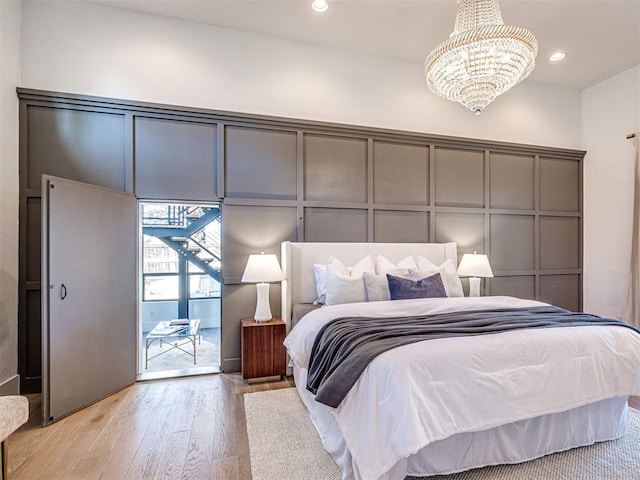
[137, 199, 223, 379]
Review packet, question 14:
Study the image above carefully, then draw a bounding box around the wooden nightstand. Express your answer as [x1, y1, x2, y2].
[241, 317, 287, 382]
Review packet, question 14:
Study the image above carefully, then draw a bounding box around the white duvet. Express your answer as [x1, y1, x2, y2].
[284, 296, 640, 480]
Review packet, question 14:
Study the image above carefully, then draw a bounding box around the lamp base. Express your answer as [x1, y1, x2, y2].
[468, 277, 481, 297]
[254, 282, 273, 322]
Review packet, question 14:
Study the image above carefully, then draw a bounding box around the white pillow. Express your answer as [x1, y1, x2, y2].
[312, 264, 327, 305]
[414, 256, 464, 297]
[325, 255, 375, 306]
[374, 255, 417, 275]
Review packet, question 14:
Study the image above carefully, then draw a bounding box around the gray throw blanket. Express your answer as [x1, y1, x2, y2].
[306, 306, 640, 408]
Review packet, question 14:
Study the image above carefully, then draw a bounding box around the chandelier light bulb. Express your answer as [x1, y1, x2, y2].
[424, 0, 538, 114]
[312, 0, 328, 13]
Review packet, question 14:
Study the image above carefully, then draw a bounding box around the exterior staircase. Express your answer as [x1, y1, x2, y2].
[142, 205, 221, 283]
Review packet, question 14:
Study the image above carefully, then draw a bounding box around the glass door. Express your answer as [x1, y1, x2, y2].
[138, 201, 221, 380]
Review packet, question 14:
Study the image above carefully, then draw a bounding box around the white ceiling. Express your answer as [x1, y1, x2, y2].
[88, 0, 640, 90]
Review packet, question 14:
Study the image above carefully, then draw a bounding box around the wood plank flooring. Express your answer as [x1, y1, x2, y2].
[6, 374, 640, 480]
[7, 374, 293, 480]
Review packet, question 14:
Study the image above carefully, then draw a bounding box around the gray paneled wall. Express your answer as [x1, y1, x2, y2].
[225, 127, 297, 200]
[134, 117, 218, 201]
[26, 106, 128, 191]
[18, 89, 584, 388]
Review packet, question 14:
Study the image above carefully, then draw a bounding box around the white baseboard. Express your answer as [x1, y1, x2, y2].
[0, 375, 20, 396]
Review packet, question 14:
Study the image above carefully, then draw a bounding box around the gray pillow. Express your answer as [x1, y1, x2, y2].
[387, 272, 447, 300]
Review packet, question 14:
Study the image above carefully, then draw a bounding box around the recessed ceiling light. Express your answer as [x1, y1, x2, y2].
[312, 0, 328, 13]
[549, 52, 566, 62]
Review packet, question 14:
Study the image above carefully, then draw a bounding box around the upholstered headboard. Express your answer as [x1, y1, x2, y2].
[280, 242, 457, 328]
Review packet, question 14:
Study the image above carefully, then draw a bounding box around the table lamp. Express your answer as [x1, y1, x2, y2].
[241, 252, 283, 322]
[457, 252, 494, 297]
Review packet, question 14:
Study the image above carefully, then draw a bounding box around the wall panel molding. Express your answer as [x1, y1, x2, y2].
[17, 88, 584, 385]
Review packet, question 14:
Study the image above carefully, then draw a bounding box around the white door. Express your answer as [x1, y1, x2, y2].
[42, 175, 137, 425]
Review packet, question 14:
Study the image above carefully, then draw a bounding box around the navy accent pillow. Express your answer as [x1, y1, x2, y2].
[387, 272, 447, 300]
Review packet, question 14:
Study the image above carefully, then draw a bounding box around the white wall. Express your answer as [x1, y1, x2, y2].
[581, 65, 640, 318]
[21, 1, 581, 150]
[0, 0, 21, 394]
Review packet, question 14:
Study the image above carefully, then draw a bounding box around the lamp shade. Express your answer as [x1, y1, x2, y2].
[241, 253, 283, 283]
[457, 253, 494, 278]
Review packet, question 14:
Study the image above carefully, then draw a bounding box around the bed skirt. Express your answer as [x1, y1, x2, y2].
[293, 364, 630, 480]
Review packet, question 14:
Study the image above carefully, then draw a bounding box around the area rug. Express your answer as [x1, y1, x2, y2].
[244, 388, 640, 480]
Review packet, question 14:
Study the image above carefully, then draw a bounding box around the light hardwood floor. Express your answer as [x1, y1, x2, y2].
[8, 374, 293, 480]
[6, 375, 640, 480]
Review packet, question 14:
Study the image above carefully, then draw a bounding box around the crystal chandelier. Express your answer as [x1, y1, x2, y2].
[424, 0, 538, 114]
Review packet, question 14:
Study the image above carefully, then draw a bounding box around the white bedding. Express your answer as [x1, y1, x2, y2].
[284, 296, 640, 480]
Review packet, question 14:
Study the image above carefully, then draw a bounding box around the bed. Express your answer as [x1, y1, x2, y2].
[280, 241, 640, 480]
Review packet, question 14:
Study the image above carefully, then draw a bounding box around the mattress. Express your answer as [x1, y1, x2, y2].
[284, 296, 640, 480]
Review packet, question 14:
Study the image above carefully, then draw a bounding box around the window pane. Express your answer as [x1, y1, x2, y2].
[189, 274, 221, 298]
[202, 219, 221, 261]
[144, 275, 178, 301]
[143, 234, 179, 274]
[188, 262, 204, 274]
[187, 216, 221, 274]
[188, 260, 221, 273]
